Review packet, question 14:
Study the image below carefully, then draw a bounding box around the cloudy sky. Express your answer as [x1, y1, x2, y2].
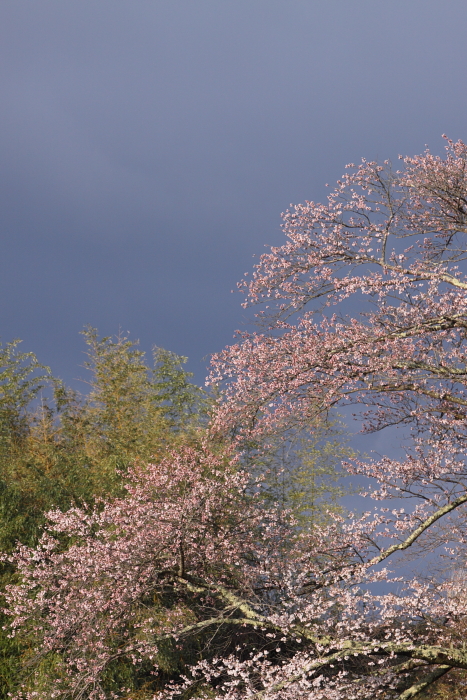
[1, 1, 466, 388]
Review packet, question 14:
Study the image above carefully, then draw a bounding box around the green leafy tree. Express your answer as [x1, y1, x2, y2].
[0, 339, 51, 549]
[0, 340, 51, 696]
[0, 328, 209, 698]
[72, 328, 210, 480]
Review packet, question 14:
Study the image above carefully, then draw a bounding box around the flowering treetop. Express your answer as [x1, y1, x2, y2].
[210, 136, 467, 444]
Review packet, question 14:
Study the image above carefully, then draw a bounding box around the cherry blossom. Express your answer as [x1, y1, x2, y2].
[7, 138, 467, 698]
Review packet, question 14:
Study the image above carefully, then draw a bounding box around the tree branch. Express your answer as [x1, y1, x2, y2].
[397, 665, 451, 700]
[369, 491, 467, 567]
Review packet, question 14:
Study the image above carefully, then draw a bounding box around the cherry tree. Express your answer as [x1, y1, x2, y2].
[206, 136, 467, 697]
[6, 137, 467, 699]
[4, 444, 292, 699]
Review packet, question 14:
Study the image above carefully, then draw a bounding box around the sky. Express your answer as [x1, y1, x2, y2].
[1, 1, 467, 390]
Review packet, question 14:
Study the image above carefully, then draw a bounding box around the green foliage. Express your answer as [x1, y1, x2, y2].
[0, 328, 209, 698]
[77, 328, 210, 468]
[72, 326, 171, 485]
[0, 341, 52, 697]
[152, 346, 209, 427]
[0, 340, 52, 550]
[0, 339, 49, 421]
[247, 416, 354, 529]
[0, 328, 209, 550]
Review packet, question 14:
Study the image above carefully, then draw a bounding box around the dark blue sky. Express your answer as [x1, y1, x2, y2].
[1, 1, 467, 388]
